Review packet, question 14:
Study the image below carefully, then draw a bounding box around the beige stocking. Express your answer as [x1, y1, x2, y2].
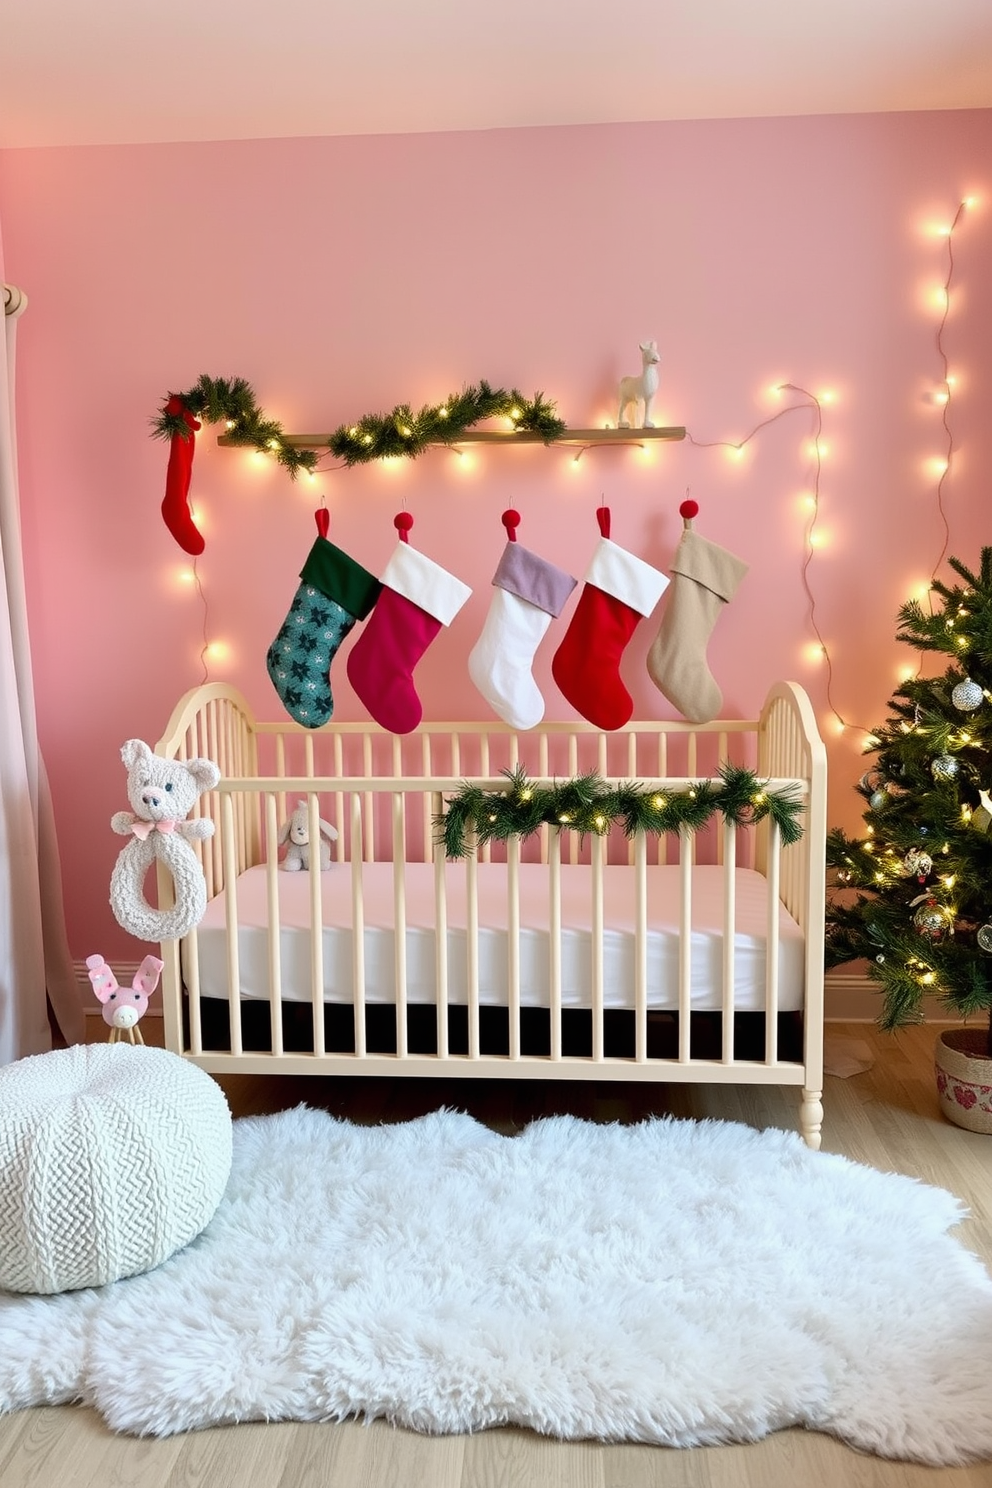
[647, 509, 748, 724]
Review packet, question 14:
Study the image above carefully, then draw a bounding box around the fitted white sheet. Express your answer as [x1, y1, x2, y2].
[186, 861, 805, 1013]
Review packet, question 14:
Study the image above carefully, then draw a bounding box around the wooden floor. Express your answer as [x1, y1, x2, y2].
[3, 1021, 991, 1487]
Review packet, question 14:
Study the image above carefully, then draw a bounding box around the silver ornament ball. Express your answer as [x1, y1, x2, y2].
[951, 678, 983, 712]
[931, 754, 959, 782]
[869, 789, 889, 810]
[913, 902, 953, 940]
[977, 924, 992, 954]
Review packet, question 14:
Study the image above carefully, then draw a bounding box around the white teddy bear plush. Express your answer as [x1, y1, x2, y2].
[278, 799, 338, 871]
[110, 739, 221, 941]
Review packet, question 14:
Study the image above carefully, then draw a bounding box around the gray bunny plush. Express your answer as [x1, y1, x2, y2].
[278, 800, 338, 871]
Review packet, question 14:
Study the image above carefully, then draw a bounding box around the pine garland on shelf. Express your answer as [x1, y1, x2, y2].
[326, 382, 566, 464]
[152, 375, 320, 478]
[152, 375, 566, 474]
[437, 765, 805, 860]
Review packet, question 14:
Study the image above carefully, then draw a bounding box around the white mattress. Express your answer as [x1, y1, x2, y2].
[186, 862, 805, 1013]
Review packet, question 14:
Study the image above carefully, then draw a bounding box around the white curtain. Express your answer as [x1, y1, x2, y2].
[1, 284, 82, 1062]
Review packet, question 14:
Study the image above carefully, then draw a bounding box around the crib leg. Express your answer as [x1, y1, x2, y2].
[800, 1088, 824, 1150]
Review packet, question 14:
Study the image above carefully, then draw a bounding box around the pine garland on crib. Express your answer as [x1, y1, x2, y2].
[437, 765, 805, 860]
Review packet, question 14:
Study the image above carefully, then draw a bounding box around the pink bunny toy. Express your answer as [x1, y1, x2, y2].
[86, 953, 164, 1044]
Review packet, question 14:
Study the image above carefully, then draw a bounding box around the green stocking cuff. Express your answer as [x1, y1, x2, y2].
[300, 538, 382, 620]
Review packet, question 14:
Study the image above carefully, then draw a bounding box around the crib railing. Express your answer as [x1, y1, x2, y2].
[177, 772, 807, 1069]
[155, 681, 826, 1147]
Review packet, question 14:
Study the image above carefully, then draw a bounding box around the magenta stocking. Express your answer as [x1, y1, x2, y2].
[346, 514, 472, 734]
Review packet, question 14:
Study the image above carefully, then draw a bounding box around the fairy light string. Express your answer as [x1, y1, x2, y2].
[191, 556, 212, 684]
[687, 384, 856, 735]
[929, 197, 970, 585]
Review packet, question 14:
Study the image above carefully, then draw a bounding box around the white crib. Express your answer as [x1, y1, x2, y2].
[154, 681, 828, 1146]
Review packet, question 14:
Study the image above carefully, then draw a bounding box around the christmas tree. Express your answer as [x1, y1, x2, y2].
[825, 549, 992, 1056]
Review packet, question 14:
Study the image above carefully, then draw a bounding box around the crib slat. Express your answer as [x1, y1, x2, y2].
[393, 791, 408, 1059]
[205, 704, 221, 896]
[538, 733, 550, 864]
[466, 840, 480, 1059]
[627, 734, 638, 865]
[592, 831, 605, 1063]
[678, 828, 692, 1063]
[568, 736, 578, 865]
[334, 735, 344, 865]
[199, 703, 214, 903]
[275, 733, 288, 844]
[351, 793, 367, 1058]
[721, 820, 737, 1065]
[765, 821, 781, 1064]
[422, 735, 433, 864]
[265, 792, 284, 1058]
[433, 792, 448, 1059]
[549, 832, 563, 1060]
[221, 792, 243, 1058]
[185, 928, 203, 1057]
[508, 836, 521, 1061]
[717, 731, 728, 867]
[307, 792, 325, 1057]
[232, 707, 247, 877]
[363, 734, 374, 863]
[480, 736, 491, 864]
[657, 737, 668, 865]
[634, 831, 648, 1063]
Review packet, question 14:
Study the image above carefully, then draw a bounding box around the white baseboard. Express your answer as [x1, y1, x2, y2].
[824, 971, 962, 1024]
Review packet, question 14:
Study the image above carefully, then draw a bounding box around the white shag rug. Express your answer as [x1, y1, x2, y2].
[2, 1107, 991, 1464]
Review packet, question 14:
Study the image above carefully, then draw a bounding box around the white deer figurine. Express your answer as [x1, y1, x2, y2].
[617, 340, 660, 428]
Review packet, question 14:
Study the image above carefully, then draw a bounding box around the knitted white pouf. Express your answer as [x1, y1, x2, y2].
[0, 1043, 232, 1294]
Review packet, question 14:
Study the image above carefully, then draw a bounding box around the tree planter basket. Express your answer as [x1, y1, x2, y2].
[934, 1028, 992, 1135]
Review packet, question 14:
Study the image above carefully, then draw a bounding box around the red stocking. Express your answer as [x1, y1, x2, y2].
[161, 397, 205, 555]
[551, 507, 669, 731]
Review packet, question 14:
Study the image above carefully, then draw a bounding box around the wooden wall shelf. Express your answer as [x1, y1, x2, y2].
[218, 426, 686, 452]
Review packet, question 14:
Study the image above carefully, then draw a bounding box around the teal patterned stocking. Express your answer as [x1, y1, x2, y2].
[266, 523, 381, 729]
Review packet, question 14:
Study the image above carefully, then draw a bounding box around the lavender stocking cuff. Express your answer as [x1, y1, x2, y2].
[492, 542, 577, 618]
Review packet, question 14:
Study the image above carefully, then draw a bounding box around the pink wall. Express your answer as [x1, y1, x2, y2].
[1, 112, 990, 962]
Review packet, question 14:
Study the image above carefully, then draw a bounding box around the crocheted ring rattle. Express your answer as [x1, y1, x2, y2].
[109, 739, 220, 942]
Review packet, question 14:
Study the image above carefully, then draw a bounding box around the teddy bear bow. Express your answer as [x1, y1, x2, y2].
[129, 819, 178, 840]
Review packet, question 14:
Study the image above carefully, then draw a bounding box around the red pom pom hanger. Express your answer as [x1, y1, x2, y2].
[501, 508, 521, 542]
[394, 510, 415, 543]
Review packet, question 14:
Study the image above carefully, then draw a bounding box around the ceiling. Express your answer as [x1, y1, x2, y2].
[1, 0, 991, 149]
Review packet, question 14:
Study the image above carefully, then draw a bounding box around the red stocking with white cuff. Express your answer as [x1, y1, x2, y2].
[551, 507, 669, 731]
